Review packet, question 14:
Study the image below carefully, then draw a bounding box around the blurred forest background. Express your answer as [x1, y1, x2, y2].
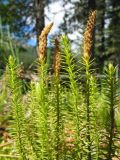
[0, 0, 120, 73]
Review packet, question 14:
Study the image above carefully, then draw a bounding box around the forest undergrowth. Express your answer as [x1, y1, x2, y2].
[0, 11, 120, 160]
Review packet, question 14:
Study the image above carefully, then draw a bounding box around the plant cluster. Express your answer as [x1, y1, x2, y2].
[0, 11, 120, 160]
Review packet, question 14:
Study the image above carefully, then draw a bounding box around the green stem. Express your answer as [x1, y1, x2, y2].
[85, 58, 91, 160]
[86, 80, 91, 160]
[55, 76, 60, 160]
[108, 77, 115, 160]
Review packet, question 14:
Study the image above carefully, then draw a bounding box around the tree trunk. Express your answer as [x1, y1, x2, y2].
[108, 0, 120, 65]
[96, 0, 106, 73]
[34, 0, 45, 47]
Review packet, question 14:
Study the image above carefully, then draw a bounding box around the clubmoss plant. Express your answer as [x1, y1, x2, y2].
[8, 55, 28, 160]
[82, 10, 97, 160]
[61, 35, 84, 159]
[101, 63, 119, 160]
[3, 10, 120, 160]
[53, 37, 62, 160]
[32, 22, 53, 159]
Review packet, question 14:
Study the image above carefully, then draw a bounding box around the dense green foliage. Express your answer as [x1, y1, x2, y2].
[1, 0, 120, 69]
[0, 35, 120, 160]
[0, 1, 120, 159]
